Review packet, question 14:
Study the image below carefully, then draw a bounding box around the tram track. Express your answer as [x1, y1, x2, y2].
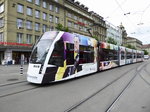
[0, 81, 40, 98]
[0, 80, 27, 87]
[105, 62, 147, 112]
[63, 62, 146, 112]
[0, 86, 39, 98]
[138, 62, 150, 86]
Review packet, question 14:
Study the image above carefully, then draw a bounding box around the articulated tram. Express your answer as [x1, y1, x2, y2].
[27, 31, 144, 84]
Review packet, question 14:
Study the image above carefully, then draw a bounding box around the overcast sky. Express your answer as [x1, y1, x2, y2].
[78, 0, 150, 44]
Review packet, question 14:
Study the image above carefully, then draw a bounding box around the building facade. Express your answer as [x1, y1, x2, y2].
[119, 23, 127, 46]
[0, 0, 65, 64]
[126, 37, 143, 50]
[0, 0, 106, 64]
[64, 0, 106, 41]
[106, 21, 122, 45]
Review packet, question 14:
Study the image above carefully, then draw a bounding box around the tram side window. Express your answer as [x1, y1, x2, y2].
[48, 39, 64, 67]
[137, 54, 141, 58]
[79, 45, 94, 64]
[108, 52, 114, 60]
[127, 52, 132, 59]
[133, 53, 136, 59]
[121, 51, 125, 60]
[114, 51, 118, 60]
[100, 49, 118, 61]
[66, 43, 74, 65]
[99, 49, 109, 61]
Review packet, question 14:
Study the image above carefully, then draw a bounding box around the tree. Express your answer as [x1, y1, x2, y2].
[143, 50, 149, 55]
[107, 37, 117, 45]
[55, 23, 63, 31]
[92, 36, 98, 40]
[125, 44, 137, 50]
[56, 23, 69, 32]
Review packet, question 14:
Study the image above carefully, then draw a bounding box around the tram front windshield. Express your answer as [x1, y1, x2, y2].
[30, 31, 58, 64]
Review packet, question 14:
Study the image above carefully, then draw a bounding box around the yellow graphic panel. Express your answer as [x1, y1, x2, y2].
[55, 60, 67, 81]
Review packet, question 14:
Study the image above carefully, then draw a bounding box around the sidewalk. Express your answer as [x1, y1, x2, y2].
[0, 64, 28, 85]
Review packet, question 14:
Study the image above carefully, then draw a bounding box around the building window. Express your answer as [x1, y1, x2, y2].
[17, 4, 24, 13]
[68, 21, 72, 27]
[27, 7, 32, 16]
[35, 0, 40, 5]
[55, 6, 59, 13]
[67, 13, 72, 18]
[55, 17, 59, 24]
[17, 18, 24, 28]
[26, 20, 32, 29]
[0, 32, 4, 42]
[49, 4, 53, 11]
[17, 33, 23, 43]
[0, 18, 4, 28]
[43, 0, 47, 8]
[42, 12, 47, 20]
[49, 15, 53, 22]
[74, 15, 77, 20]
[35, 10, 40, 18]
[79, 18, 83, 22]
[26, 34, 32, 44]
[27, 0, 32, 2]
[0, 3, 4, 13]
[74, 23, 78, 29]
[42, 24, 47, 33]
[35, 23, 40, 31]
[84, 27, 87, 32]
[50, 26, 54, 31]
[84, 20, 87, 25]
[35, 35, 40, 42]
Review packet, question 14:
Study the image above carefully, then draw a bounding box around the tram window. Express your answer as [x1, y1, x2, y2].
[48, 39, 64, 67]
[66, 43, 74, 65]
[99, 49, 108, 61]
[79, 45, 94, 64]
[114, 51, 118, 60]
[100, 49, 118, 61]
[108, 52, 113, 60]
[133, 53, 135, 58]
[121, 51, 125, 60]
[134, 53, 136, 58]
[137, 54, 141, 58]
[127, 53, 132, 59]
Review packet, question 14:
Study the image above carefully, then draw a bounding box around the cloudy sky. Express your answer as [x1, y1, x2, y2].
[78, 0, 150, 44]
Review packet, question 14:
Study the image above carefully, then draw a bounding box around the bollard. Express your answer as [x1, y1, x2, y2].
[20, 54, 24, 75]
[20, 65, 23, 75]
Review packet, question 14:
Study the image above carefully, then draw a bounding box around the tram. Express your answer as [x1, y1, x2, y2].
[27, 31, 144, 84]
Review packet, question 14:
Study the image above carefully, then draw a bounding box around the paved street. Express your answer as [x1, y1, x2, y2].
[0, 64, 28, 85]
[0, 61, 150, 112]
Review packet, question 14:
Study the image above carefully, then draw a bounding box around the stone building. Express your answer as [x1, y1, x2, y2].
[119, 23, 127, 46]
[0, 0, 106, 64]
[64, 0, 106, 41]
[126, 37, 143, 50]
[106, 21, 122, 45]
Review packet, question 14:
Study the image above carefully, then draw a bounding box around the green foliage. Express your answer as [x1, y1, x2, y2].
[107, 37, 117, 45]
[125, 44, 137, 50]
[56, 23, 63, 31]
[56, 23, 69, 32]
[143, 50, 149, 55]
[63, 27, 69, 32]
[92, 36, 98, 40]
